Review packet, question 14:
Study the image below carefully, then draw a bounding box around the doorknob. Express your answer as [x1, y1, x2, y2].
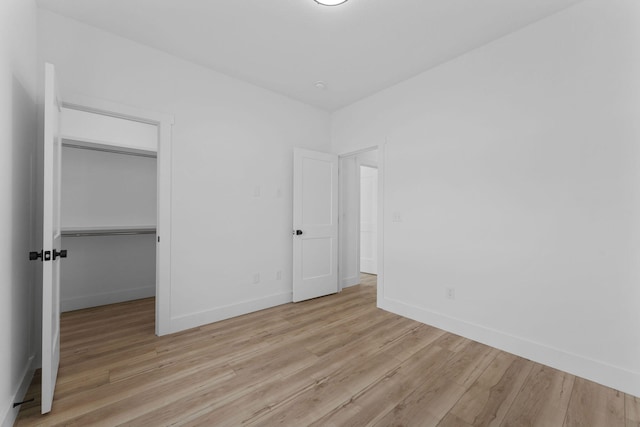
[294, 230, 303, 236]
[53, 249, 68, 260]
[28, 250, 51, 261]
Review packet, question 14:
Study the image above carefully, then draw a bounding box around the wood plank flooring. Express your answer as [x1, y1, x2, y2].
[16, 274, 635, 426]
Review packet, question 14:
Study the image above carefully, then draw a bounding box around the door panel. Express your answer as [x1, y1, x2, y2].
[293, 148, 338, 302]
[302, 158, 333, 225]
[302, 238, 333, 279]
[42, 63, 62, 414]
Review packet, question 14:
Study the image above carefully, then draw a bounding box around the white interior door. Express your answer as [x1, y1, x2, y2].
[41, 63, 63, 414]
[293, 148, 339, 302]
[360, 166, 378, 274]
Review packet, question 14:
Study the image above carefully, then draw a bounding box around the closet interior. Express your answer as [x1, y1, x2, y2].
[59, 107, 158, 312]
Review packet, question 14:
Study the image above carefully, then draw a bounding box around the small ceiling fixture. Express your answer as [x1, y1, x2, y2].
[314, 0, 349, 6]
[314, 81, 327, 90]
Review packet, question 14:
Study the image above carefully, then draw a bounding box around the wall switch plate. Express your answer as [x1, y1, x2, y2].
[253, 273, 260, 284]
[253, 186, 261, 197]
[276, 270, 282, 280]
[446, 287, 455, 300]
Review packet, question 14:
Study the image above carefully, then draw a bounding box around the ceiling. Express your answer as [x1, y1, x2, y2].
[36, 0, 583, 111]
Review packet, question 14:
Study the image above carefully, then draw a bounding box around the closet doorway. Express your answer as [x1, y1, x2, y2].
[338, 147, 380, 290]
[61, 144, 157, 312]
[359, 165, 378, 275]
[59, 94, 173, 336]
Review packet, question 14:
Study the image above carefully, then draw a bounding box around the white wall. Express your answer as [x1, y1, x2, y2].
[360, 165, 378, 274]
[61, 147, 156, 228]
[339, 155, 360, 288]
[38, 10, 331, 332]
[0, 0, 38, 425]
[61, 107, 158, 153]
[61, 234, 156, 312]
[332, 0, 640, 397]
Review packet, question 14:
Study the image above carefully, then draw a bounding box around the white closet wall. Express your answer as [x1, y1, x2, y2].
[62, 147, 156, 227]
[61, 107, 158, 153]
[61, 146, 157, 312]
[339, 155, 359, 288]
[60, 234, 156, 312]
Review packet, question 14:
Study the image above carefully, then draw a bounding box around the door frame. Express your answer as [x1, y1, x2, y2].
[338, 145, 384, 302]
[61, 92, 174, 336]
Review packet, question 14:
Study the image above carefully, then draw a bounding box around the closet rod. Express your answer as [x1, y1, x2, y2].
[62, 142, 157, 159]
[62, 230, 156, 237]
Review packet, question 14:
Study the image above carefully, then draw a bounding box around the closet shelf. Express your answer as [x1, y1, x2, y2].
[62, 138, 157, 158]
[61, 225, 156, 237]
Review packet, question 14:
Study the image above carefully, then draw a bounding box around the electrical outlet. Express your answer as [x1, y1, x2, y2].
[253, 273, 260, 284]
[392, 212, 403, 222]
[446, 287, 455, 300]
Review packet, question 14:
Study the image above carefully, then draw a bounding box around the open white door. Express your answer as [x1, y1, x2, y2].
[293, 148, 339, 302]
[41, 63, 64, 414]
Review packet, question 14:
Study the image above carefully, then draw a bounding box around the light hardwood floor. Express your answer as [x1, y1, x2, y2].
[17, 274, 638, 426]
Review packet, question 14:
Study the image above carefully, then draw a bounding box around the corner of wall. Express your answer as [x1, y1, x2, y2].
[169, 292, 293, 334]
[378, 296, 640, 398]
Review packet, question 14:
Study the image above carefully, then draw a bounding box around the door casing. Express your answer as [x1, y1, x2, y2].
[55, 91, 174, 336]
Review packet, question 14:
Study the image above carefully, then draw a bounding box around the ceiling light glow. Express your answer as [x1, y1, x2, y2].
[314, 0, 349, 6]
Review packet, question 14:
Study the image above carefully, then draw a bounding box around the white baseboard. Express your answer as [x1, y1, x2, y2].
[341, 276, 360, 289]
[378, 296, 640, 398]
[61, 285, 155, 312]
[360, 261, 377, 275]
[2, 355, 35, 427]
[169, 292, 293, 334]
